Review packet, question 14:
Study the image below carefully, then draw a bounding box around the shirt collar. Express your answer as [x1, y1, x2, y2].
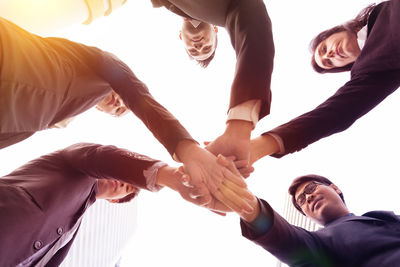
[189, 19, 201, 28]
[357, 25, 368, 50]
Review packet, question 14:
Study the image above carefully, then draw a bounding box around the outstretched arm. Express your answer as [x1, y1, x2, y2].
[60, 143, 163, 191]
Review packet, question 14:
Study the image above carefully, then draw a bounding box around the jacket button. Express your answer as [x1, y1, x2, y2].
[34, 240, 42, 250]
[57, 227, 63, 235]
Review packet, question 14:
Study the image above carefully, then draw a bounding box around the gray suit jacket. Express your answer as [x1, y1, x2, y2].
[152, 0, 274, 119]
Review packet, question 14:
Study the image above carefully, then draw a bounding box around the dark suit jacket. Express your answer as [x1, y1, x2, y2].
[241, 199, 400, 267]
[0, 143, 161, 266]
[267, 0, 400, 157]
[0, 17, 193, 155]
[152, 0, 274, 119]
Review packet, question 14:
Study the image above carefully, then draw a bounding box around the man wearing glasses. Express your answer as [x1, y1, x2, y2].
[213, 161, 400, 267]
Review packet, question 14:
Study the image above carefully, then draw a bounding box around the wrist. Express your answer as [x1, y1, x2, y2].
[250, 135, 279, 164]
[175, 139, 200, 163]
[156, 165, 176, 189]
[241, 196, 260, 222]
[225, 120, 253, 139]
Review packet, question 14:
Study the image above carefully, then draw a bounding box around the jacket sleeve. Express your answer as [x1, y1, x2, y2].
[90, 50, 195, 157]
[267, 71, 400, 157]
[60, 143, 163, 191]
[241, 199, 326, 266]
[225, 0, 274, 120]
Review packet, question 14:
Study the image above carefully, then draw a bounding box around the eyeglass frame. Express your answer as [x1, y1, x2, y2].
[295, 181, 324, 208]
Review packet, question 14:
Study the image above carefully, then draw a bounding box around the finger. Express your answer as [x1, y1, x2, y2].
[177, 166, 186, 174]
[225, 155, 237, 161]
[222, 179, 254, 201]
[176, 166, 185, 175]
[234, 159, 249, 169]
[212, 189, 244, 213]
[186, 196, 209, 207]
[181, 174, 194, 188]
[196, 194, 212, 206]
[238, 166, 254, 178]
[211, 199, 233, 213]
[221, 167, 246, 188]
[212, 187, 253, 214]
[218, 154, 242, 177]
[211, 210, 227, 216]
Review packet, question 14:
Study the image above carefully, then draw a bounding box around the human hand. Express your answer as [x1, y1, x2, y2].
[175, 140, 254, 214]
[215, 155, 260, 222]
[157, 165, 232, 215]
[205, 120, 253, 178]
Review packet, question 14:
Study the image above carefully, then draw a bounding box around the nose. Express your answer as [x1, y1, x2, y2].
[113, 98, 121, 107]
[326, 49, 335, 58]
[193, 42, 203, 49]
[306, 194, 315, 204]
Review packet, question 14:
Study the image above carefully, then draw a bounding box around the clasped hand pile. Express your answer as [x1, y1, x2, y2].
[168, 125, 260, 221]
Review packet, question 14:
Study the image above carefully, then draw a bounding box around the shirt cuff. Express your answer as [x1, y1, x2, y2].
[143, 161, 168, 192]
[227, 100, 261, 129]
[265, 133, 285, 155]
[83, 0, 126, 24]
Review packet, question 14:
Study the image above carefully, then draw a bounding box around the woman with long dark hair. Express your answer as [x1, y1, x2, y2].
[246, 0, 400, 165]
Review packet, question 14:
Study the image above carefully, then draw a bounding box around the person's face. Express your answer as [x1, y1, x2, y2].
[295, 181, 348, 225]
[314, 30, 361, 70]
[96, 179, 138, 203]
[180, 20, 218, 61]
[96, 91, 129, 117]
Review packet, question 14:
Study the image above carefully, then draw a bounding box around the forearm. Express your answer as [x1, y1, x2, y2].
[268, 73, 399, 157]
[95, 53, 195, 156]
[250, 134, 280, 164]
[225, 120, 252, 140]
[155, 165, 180, 191]
[61, 143, 160, 189]
[226, 0, 274, 120]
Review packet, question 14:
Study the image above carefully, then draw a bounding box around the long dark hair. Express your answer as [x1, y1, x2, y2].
[310, 3, 377, 74]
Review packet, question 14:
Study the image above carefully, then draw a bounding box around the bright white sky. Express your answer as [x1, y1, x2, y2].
[1, 0, 399, 266]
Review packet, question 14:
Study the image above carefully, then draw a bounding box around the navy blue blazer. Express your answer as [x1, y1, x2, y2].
[241, 199, 400, 267]
[267, 0, 400, 157]
[152, 0, 274, 119]
[0, 143, 161, 266]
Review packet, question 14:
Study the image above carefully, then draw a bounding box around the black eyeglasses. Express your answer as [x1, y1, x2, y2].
[296, 181, 324, 207]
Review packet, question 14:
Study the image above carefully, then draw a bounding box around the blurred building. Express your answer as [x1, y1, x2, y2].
[61, 199, 137, 267]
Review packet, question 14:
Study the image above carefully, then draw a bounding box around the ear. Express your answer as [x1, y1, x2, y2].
[329, 184, 342, 195]
[179, 31, 182, 40]
[107, 199, 120, 204]
[213, 26, 218, 33]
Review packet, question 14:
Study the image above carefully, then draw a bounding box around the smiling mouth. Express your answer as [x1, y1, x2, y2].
[336, 43, 345, 58]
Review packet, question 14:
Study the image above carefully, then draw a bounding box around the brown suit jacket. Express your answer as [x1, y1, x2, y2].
[0, 18, 194, 155]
